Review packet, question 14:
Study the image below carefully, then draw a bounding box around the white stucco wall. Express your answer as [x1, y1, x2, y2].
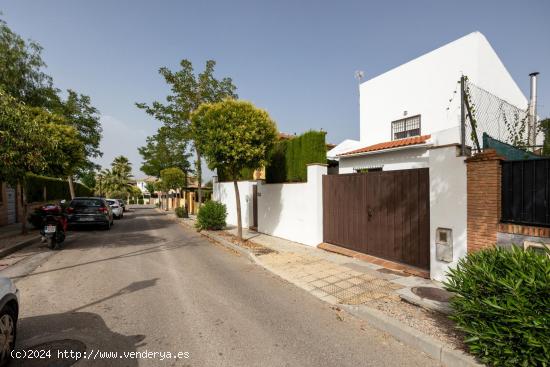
[257, 165, 326, 247]
[428, 145, 467, 281]
[213, 180, 256, 228]
[359, 32, 528, 147]
[338, 146, 429, 173]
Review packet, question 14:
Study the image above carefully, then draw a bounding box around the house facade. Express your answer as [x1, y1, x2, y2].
[330, 31, 528, 173]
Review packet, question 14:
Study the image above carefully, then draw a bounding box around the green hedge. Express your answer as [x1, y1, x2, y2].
[217, 166, 255, 182]
[444, 247, 550, 366]
[266, 130, 326, 183]
[25, 173, 93, 202]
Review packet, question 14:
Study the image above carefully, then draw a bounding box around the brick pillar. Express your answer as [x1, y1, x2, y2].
[465, 149, 503, 252]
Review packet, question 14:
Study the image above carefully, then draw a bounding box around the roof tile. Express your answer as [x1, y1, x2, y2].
[339, 135, 431, 156]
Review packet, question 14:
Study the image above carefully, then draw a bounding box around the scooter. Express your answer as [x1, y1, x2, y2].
[39, 204, 68, 250]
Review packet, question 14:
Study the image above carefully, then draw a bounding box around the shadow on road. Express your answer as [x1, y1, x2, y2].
[11, 240, 201, 280]
[13, 311, 145, 366]
[71, 278, 159, 312]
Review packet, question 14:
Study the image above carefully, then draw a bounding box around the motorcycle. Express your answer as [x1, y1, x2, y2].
[39, 204, 68, 250]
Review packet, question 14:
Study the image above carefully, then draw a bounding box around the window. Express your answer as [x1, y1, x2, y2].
[391, 115, 421, 140]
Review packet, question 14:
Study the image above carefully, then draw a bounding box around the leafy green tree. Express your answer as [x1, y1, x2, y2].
[145, 182, 156, 195]
[78, 168, 97, 190]
[56, 90, 102, 198]
[136, 59, 237, 204]
[26, 106, 86, 180]
[138, 126, 192, 178]
[159, 167, 186, 210]
[0, 18, 59, 109]
[0, 90, 52, 233]
[191, 100, 277, 240]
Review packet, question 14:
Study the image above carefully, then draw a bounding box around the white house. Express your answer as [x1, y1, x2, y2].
[325, 32, 531, 281]
[329, 31, 528, 173]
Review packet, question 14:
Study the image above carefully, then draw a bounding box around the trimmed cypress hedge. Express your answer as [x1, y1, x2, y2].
[217, 166, 255, 182]
[25, 173, 93, 202]
[266, 130, 327, 183]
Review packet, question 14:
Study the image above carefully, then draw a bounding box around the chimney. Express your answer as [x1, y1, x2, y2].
[528, 72, 539, 149]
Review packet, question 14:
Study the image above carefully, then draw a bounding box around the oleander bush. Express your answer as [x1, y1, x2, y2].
[195, 201, 226, 231]
[444, 246, 550, 367]
[175, 206, 188, 218]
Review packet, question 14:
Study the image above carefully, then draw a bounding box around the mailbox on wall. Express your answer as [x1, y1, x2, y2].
[436, 228, 453, 262]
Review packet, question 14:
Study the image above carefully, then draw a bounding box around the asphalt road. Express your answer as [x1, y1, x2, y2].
[8, 207, 438, 367]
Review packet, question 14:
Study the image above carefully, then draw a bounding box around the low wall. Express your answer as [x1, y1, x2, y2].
[428, 145, 467, 282]
[257, 165, 325, 247]
[213, 181, 256, 228]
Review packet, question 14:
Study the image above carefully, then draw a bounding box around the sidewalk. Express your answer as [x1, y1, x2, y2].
[0, 223, 41, 259]
[167, 212, 480, 367]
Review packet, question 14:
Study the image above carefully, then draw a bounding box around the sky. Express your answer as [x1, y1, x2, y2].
[2, 0, 549, 180]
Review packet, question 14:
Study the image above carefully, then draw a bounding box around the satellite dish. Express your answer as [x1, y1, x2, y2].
[354, 70, 365, 81]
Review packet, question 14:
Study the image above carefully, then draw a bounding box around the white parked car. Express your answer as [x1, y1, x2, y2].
[106, 199, 123, 219]
[0, 277, 19, 366]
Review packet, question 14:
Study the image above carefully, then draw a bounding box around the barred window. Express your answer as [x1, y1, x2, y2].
[391, 115, 421, 140]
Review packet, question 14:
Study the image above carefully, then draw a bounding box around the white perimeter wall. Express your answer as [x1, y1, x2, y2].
[257, 165, 326, 247]
[429, 145, 467, 281]
[213, 180, 256, 228]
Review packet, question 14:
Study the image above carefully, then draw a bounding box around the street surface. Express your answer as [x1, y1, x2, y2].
[5, 207, 438, 366]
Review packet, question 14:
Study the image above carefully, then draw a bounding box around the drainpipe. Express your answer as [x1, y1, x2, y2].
[528, 72, 539, 150]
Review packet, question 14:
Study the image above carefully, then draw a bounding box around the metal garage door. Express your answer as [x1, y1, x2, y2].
[323, 169, 430, 270]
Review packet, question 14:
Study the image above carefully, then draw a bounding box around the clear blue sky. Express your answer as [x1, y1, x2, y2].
[2, 0, 549, 179]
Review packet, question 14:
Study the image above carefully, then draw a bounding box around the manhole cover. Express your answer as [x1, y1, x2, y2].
[14, 339, 86, 366]
[411, 287, 453, 302]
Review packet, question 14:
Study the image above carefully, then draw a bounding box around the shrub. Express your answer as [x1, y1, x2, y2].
[265, 130, 327, 183]
[195, 201, 226, 231]
[25, 173, 93, 202]
[175, 206, 188, 218]
[444, 246, 550, 366]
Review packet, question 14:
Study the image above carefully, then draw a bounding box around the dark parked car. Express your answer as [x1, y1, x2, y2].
[67, 197, 113, 229]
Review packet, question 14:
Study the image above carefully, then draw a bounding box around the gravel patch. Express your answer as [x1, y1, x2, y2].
[367, 297, 466, 350]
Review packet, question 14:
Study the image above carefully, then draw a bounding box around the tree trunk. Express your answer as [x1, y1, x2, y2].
[20, 180, 28, 235]
[196, 147, 202, 205]
[233, 179, 242, 241]
[68, 175, 76, 199]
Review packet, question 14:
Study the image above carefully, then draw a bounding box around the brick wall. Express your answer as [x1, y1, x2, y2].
[466, 149, 503, 252]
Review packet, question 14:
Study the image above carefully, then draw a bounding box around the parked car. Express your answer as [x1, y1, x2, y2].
[116, 199, 126, 212]
[0, 277, 19, 366]
[106, 199, 123, 219]
[66, 197, 113, 230]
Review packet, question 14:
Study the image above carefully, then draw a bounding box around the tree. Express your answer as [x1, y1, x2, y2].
[145, 182, 156, 196]
[78, 168, 97, 190]
[138, 126, 192, 178]
[191, 100, 277, 240]
[0, 90, 54, 233]
[26, 106, 86, 179]
[0, 18, 59, 109]
[98, 156, 134, 198]
[136, 59, 237, 205]
[56, 90, 102, 198]
[159, 167, 186, 210]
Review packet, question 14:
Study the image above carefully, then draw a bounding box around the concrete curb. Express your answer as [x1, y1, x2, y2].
[176, 217, 258, 263]
[173, 215, 482, 367]
[340, 305, 482, 367]
[0, 235, 41, 259]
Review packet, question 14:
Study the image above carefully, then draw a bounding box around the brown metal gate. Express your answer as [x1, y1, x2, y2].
[323, 169, 430, 270]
